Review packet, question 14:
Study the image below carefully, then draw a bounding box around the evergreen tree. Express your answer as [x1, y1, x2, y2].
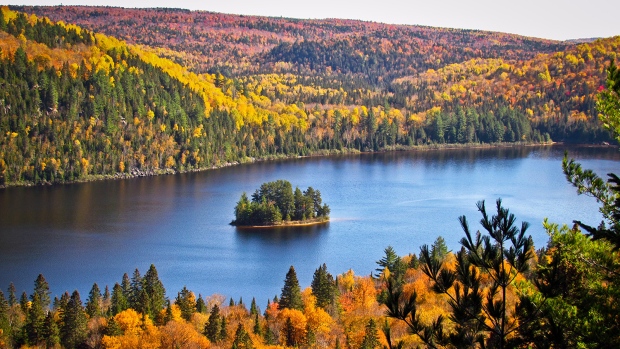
[250, 297, 259, 316]
[121, 273, 131, 301]
[220, 316, 228, 341]
[253, 312, 262, 336]
[293, 186, 306, 220]
[129, 268, 142, 310]
[102, 285, 111, 315]
[32, 274, 51, 310]
[204, 303, 221, 342]
[143, 264, 166, 319]
[430, 236, 449, 262]
[19, 292, 29, 314]
[104, 316, 122, 337]
[284, 317, 297, 347]
[311, 263, 337, 310]
[0, 291, 10, 344]
[7, 283, 17, 307]
[85, 282, 102, 318]
[136, 288, 151, 318]
[60, 290, 87, 349]
[375, 246, 406, 282]
[420, 199, 533, 348]
[42, 312, 60, 348]
[232, 323, 254, 349]
[360, 319, 380, 349]
[24, 292, 46, 346]
[110, 283, 128, 316]
[175, 286, 196, 321]
[196, 294, 207, 314]
[279, 265, 303, 311]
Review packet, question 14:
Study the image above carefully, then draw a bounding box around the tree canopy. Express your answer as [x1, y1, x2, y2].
[232, 179, 330, 226]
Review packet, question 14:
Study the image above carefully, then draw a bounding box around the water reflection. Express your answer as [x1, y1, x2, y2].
[235, 223, 330, 243]
[0, 144, 619, 304]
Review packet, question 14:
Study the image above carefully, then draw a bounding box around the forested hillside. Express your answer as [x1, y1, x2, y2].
[0, 6, 618, 187]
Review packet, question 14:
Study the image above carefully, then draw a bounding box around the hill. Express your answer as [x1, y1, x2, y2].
[0, 6, 618, 187]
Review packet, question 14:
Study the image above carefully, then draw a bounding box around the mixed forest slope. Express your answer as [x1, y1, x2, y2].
[0, 6, 619, 187]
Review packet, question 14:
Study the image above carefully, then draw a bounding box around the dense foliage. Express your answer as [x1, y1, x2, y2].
[1, 11, 620, 347]
[232, 179, 330, 226]
[0, 7, 618, 187]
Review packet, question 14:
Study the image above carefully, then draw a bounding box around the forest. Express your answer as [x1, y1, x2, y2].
[2, 184, 620, 349]
[232, 179, 330, 226]
[1, 5, 620, 348]
[0, 6, 618, 187]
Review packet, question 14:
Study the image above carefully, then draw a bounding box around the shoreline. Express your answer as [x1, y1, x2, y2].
[1, 141, 615, 189]
[231, 217, 330, 229]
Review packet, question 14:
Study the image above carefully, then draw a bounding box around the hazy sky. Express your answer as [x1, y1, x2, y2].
[7, 0, 620, 41]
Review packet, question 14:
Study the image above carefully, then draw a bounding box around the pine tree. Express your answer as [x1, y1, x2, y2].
[143, 264, 166, 319]
[0, 291, 10, 343]
[311, 263, 337, 310]
[253, 312, 262, 336]
[232, 323, 254, 349]
[204, 303, 221, 342]
[129, 268, 142, 310]
[137, 288, 151, 317]
[33, 274, 51, 310]
[121, 273, 131, 300]
[24, 292, 46, 345]
[284, 317, 297, 347]
[85, 283, 102, 318]
[279, 265, 303, 311]
[196, 294, 207, 314]
[110, 283, 128, 316]
[60, 290, 87, 349]
[7, 283, 17, 307]
[430, 236, 449, 262]
[104, 316, 122, 337]
[175, 286, 196, 321]
[102, 285, 111, 314]
[360, 319, 380, 349]
[220, 316, 228, 341]
[42, 312, 60, 348]
[376, 246, 399, 276]
[20, 292, 29, 314]
[250, 297, 259, 316]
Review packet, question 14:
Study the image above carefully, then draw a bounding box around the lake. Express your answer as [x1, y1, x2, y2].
[1, 145, 619, 307]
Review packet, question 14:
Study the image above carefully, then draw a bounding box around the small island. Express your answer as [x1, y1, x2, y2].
[231, 179, 330, 227]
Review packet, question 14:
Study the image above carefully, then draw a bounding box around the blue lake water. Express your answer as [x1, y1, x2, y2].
[1, 145, 619, 307]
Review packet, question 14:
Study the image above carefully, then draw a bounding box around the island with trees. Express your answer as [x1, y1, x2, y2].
[231, 180, 330, 227]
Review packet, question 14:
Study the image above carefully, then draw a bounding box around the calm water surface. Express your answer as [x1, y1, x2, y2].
[1, 145, 619, 306]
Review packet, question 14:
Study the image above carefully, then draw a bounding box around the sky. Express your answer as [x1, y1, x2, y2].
[6, 0, 620, 41]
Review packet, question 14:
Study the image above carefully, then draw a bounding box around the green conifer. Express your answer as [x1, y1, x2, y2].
[279, 266, 303, 311]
